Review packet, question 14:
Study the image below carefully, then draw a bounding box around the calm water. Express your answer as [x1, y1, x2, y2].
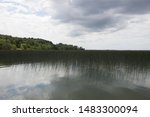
[0, 51, 150, 100]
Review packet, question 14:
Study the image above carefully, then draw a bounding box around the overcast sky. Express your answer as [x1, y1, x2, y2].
[0, 0, 150, 50]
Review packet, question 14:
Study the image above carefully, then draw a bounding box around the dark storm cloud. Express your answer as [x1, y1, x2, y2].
[71, 0, 150, 14]
[122, 0, 150, 14]
[51, 0, 150, 34]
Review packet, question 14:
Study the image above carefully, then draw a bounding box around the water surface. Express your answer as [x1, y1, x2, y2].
[0, 51, 150, 100]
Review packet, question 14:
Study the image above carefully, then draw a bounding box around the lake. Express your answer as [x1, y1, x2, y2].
[0, 50, 150, 100]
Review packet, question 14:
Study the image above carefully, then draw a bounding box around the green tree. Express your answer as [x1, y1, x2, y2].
[0, 34, 85, 51]
[21, 43, 27, 50]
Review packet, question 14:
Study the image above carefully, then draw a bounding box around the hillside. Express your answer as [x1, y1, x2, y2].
[0, 34, 84, 50]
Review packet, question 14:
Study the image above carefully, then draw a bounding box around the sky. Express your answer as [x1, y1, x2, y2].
[0, 0, 150, 50]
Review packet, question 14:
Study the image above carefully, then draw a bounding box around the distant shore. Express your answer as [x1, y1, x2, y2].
[0, 34, 84, 51]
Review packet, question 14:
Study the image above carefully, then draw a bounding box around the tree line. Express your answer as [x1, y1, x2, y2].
[0, 34, 84, 51]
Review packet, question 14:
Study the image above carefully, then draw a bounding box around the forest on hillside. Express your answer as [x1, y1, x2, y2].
[0, 34, 84, 50]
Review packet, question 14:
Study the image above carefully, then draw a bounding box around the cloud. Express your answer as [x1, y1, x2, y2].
[2, 0, 150, 34]
[50, 0, 150, 35]
[0, 0, 150, 50]
[121, 0, 150, 14]
[0, 0, 70, 44]
[0, 0, 52, 16]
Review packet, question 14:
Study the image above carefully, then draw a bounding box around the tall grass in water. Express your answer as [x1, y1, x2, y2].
[0, 50, 150, 67]
[0, 50, 150, 99]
